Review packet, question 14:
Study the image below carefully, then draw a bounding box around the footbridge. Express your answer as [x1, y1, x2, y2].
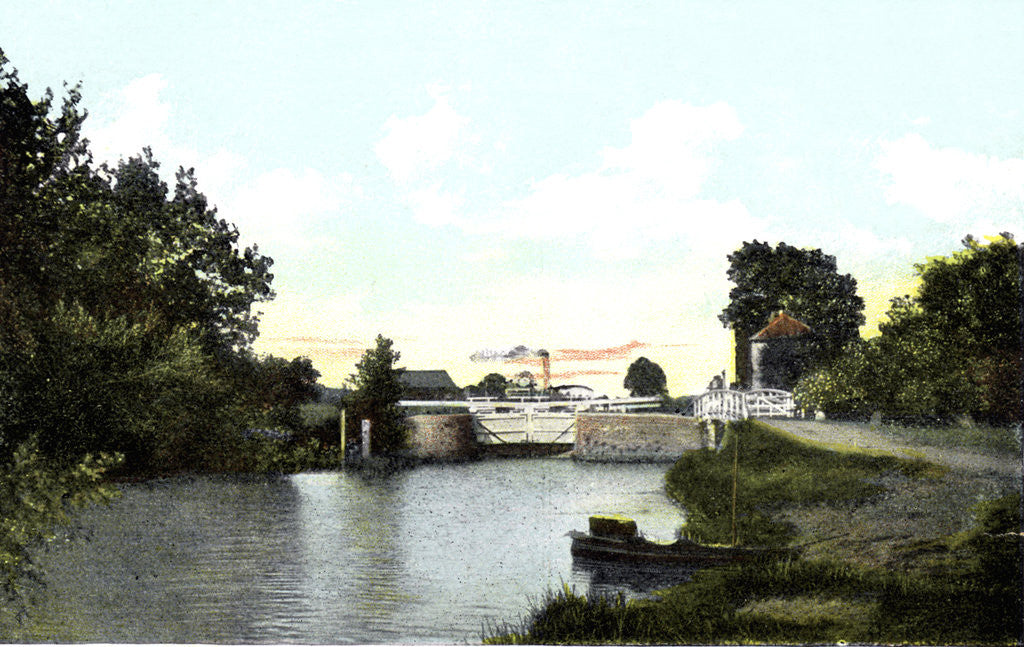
[399, 397, 662, 445]
[693, 388, 796, 421]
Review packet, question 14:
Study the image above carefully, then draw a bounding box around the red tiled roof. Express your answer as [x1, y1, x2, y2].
[751, 312, 811, 339]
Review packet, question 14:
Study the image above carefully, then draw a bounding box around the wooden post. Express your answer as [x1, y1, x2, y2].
[731, 423, 739, 547]
[361, 419, 371, 459]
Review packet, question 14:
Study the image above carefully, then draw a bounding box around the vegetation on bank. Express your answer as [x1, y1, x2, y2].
[795, 235, 1022, 426]
[666, 420, 942, 547]
[487, 421, 1021, 644]
[0, 49, 359, 612]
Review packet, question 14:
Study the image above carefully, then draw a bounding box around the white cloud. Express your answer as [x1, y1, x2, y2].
[84, 74, 251, 210]
[475, 101, 760, 260]
[601, 100, 744, 196]
[817, 221, 913, 259]
[375, 88, 469, 184]
[375, 95, 759, 259]
[223, 167, 358, 251]
[86, 74, 172, 164]
[461, 246, 509, 264]
[876, 134, 1024, 234]
[85, 75, 361, 256]
[405, 184, 464, 226]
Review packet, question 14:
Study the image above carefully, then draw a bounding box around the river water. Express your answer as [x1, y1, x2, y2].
[5, 458, 689, 644]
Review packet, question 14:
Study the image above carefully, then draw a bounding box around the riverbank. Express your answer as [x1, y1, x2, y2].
[488, 419, 1022, 644]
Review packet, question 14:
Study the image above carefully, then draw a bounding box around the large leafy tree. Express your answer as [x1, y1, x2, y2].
[0, 46, 289, 607]
[720, 241, 865, 386]
[796, 235, 1022, 424]
[624, 357, 668, 397]
[64, 151, 275, 356]
[347, 335, 407, 455]
[0, 49, 276, 468]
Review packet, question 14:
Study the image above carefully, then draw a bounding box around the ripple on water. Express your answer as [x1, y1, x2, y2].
[9, 460, 686, 643]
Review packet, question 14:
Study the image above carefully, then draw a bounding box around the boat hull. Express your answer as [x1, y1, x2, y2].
[569, 531, 794, 566]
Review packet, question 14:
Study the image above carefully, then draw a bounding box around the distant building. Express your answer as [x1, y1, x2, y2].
[399, 370, 460, 400]
[552, 384, 597, 400]
[748, 312, 811, 390]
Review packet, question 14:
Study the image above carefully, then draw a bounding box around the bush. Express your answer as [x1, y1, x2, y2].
[0, 442, 121, 613]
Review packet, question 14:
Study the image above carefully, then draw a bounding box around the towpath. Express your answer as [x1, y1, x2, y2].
[759, 418, 1021, 566]
[765, 418, 1022, 477]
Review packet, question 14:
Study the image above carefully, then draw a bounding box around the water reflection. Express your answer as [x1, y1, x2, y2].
[8, 459, 687, 644]
[571, 557, 696, 599]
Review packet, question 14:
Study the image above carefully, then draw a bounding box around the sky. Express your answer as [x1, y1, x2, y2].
[4, 1, 1022, 396]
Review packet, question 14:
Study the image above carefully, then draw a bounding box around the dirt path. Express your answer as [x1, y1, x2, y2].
[760, 418, 1022, 567]
[766, 418, 1022, 477]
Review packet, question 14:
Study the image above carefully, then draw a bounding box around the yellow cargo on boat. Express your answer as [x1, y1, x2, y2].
[588, 515, 638, 539]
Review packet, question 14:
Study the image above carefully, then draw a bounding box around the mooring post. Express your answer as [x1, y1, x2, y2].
[731, 423, 739, 547]
[361, 419, 371, 459]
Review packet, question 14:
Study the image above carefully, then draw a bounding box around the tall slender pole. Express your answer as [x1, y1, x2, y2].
[340, 408, 347, 463]
[731, 423, 739, 547]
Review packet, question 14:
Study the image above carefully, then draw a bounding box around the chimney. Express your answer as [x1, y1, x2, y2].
[539, 350, 550, 391]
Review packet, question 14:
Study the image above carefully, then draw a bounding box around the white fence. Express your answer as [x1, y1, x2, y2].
[694, 388, 796, 421]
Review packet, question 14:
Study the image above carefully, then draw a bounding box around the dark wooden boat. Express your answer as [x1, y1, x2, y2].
[570, 515, 797, 566]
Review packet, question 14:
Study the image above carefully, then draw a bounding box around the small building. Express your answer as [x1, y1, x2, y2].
[749, 312, 811, 390]
[552, 384, 597, 400]
[399, 370, 460, 400]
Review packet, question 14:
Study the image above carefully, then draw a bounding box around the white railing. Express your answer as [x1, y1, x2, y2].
[694, 389, 748, 420]
[745, 389, 796, 417]
[694, 388, 795, 421]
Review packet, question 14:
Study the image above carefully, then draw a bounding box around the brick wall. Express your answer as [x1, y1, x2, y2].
[573, 413, 707, 462]
[406, 414, 478, 460]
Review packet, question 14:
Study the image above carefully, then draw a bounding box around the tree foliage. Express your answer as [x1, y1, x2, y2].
[233, 353, 321, 431]
[347, 335, 407, 454]
[624, 357, 668, 397]
[0, 48, 310, 602]
[0, 49, 282, 471]
[720, 241, 865, 383]
[0, 443, 121, 612]
[795, 235, 1022, 424]
[476, 373, 508, 398]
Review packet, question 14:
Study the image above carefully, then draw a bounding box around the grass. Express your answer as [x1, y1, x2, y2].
[486, 421, 1022, 645]
[489, 501, 1022, 644]
[664, 419, 943, 547]
[873, 420, 1021, 454]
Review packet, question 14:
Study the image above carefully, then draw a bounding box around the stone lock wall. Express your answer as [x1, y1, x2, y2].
[406, 412, 709, 462]
[572, 413, 708, 462]
[406, 414, 478, 460]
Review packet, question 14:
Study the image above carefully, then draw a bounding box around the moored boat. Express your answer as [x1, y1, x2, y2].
[570, 515, 798, 566]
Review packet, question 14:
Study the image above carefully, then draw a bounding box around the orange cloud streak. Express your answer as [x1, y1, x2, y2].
[550, 369, 621, 379]
[552, 340, 649, 362]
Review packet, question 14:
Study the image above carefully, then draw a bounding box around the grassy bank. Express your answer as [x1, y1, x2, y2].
[666, 419, 943, 547]
[487, 420, 1022, 644]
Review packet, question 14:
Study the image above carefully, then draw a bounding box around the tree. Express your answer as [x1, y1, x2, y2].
[0, 442, 120, 614]
[720, 241, 865, 386]
[0, 49, 277, 470]
[478, 373, 508, 398]
[235, 353, 321, 431]
[76, 152, 275, 356]
[795, 235, 1022, 424]
[0, 46, 281, 604]
[624, 357, 668, 397]
[347, 335, 407, 454]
